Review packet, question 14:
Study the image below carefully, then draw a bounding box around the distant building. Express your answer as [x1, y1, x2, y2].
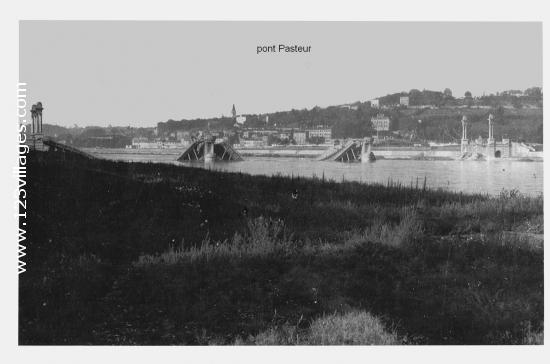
[293, 131, 308, 145]
[279, 132, 290, 140]
[399, 96, 409, 107]
[307, 128, 332, 140]
[255, 129, 279, 136]
[132, 137, 150, 148]
[176, 130, 191, 141]
[236, 115, 246, 124]
[159, 141, 186, 149]
[371, 99, 380, 108]
[371, 114, 390, 132]
[503, 90, 524, 97]
[240, 139, 266, 147]
[131, 137, 185, 149]
[339, 104, 358, 110]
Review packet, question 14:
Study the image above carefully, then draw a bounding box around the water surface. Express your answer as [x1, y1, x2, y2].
[91, 150, 543, 196]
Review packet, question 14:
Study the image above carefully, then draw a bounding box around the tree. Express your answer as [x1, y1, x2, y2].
[267, 134, 283, 146]
[536, 124, 543, 143]
[511, 98, 523, 109]
[443, 88, 453, 97]
[525, 87, 542, 99]
[464, 91, 472, 98]
[408, 89, 422, 105]
[494, 106, 505, 119]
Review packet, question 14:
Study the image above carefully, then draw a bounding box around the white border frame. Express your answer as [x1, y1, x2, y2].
[0, 1, 547, 363]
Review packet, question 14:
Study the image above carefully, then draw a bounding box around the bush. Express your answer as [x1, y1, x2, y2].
[240, 310, 400, 345]
[307, 310, 400, 345]
[347, 207, 423, 248]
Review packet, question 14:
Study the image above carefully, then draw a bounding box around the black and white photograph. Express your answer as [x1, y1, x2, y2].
[2, 1, 549, 362]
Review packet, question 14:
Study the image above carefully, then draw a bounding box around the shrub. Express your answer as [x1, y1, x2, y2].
[240, 310, 400, 345]
[347, 207, 423, 248]
[307, 310, 400, 345]
[522, 328, 544, 345]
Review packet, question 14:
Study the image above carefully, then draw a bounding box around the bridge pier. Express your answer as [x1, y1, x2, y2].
[460, 115, 469, 154]
[361, 137, 375, 163]
[204, 139, 215, 162]
[487, 114, 495, 146]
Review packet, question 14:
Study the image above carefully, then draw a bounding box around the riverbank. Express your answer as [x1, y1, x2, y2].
[84, 145, 543, 162]
[20, 151, 543, 344]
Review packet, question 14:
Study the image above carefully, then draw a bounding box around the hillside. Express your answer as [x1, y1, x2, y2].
[394, 107, 543, 143]
[156, 88, 543, 143]
[41, 87, 543, 144]
[41, 125, 155, 147]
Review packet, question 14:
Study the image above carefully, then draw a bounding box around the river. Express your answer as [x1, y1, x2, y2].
[88, 150, 543, 196]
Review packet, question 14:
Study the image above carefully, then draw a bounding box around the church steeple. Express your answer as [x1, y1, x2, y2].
[231, 104, 236, 118]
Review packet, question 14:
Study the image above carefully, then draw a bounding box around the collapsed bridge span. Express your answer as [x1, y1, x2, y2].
[177, 137, 243, 162]
[316, 138, 375, 162]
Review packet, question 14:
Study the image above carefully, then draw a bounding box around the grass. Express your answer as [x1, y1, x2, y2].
[134, 217, 291, 266]
[345, 207, 424, 248]
[237, 310, 400, 345]
[306, 311, 400, 345]
[19, 150, 543, 345]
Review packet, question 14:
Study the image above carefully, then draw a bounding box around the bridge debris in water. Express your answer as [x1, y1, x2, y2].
[317, 138, 375, 163]
[42, 138, 98, 159]
[177, 137, 243, 162]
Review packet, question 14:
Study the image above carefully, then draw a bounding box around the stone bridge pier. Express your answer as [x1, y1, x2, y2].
[461, 115, 469, 154]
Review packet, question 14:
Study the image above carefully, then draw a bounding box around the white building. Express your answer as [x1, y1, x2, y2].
[307, 128, 332, 140]
[339, 104, 358, 110]
[131, 137, 158, 149]
[371, 114, 390, 132]
[293, 131, 308, 145]
[400, 96, 410, 107]
[371, 99, 380, 108]
[240, 139, 266, 147]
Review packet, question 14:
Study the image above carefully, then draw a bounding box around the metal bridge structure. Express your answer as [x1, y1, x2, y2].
[42, 138, 98, 159]
[176, 137, 243, 162]
[316, 138, 375, 163]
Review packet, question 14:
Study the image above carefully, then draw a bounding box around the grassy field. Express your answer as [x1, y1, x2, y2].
[19, 151, 543, 345]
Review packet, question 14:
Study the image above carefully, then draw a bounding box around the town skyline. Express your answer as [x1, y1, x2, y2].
[31, 85, 542, 129]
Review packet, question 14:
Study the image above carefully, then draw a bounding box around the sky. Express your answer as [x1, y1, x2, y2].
[20, 21, 542, 127]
